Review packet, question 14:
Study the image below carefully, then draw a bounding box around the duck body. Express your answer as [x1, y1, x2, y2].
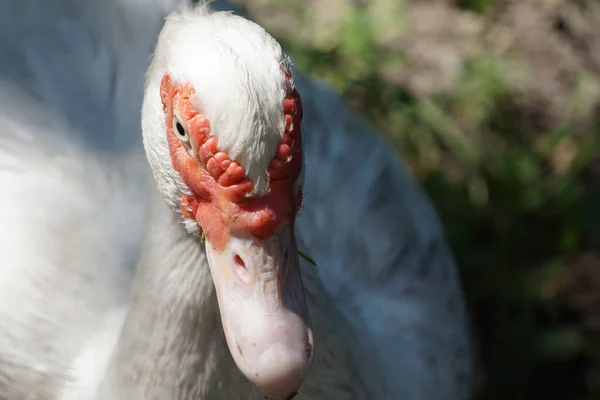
[0, 1, 472, 399]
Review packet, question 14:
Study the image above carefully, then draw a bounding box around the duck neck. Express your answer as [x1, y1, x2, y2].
[99, 179, 238, 400]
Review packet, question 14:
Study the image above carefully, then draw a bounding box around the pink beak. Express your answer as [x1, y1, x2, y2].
[203, 221, 314, 399]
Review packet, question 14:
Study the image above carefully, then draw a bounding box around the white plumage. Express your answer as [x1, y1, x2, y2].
[0, 0, 473, 399]
[144, 6, 292, 200]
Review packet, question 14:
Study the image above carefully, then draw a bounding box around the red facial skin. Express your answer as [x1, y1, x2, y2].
[160, 73, 304, 251]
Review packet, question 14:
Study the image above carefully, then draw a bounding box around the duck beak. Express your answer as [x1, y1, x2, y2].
[203, 222, 314, 399]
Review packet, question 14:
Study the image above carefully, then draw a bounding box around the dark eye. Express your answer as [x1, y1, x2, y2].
[176, 122, 185, 137]
[172, 114, 190, 143]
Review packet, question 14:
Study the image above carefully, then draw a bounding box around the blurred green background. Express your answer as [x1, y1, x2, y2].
[234, 0, 600, 399]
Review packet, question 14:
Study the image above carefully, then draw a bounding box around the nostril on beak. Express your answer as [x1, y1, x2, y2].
[234, 254, 246, 269]
[233, 254, 250, 283]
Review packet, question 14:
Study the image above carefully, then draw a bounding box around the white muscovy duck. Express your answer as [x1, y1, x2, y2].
[0, 0, 473, 399]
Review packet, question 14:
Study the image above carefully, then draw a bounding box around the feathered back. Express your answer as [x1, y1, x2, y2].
[0, 3, 180, 395]
[292, 72, 473, 398]
[0, 0, 186, 153]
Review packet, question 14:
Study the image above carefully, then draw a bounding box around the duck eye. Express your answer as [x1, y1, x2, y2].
[172, 113, 190, 143]
[176, 122, 185, 136]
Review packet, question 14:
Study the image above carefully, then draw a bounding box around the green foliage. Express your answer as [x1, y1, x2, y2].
[298, 251, 317, 266]
[456, 0, 490, 13]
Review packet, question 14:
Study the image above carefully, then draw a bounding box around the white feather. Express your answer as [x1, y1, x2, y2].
[0, 0, 473, 399]
[143, 4, 290, 205]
